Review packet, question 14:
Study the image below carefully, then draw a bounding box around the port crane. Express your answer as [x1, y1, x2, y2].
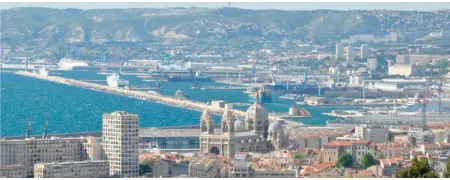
[415, 93, 429, 130]
[426, 74, 450, 114]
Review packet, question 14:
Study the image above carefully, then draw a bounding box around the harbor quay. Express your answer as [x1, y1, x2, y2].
[13, 71, 302, 128]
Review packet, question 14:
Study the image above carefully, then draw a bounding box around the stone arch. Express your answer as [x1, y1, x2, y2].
[201, 121, 207, 132]
[248, 145, 254, 152]
[222, 121, 228, 132]
[248, 119, 254, 130]
[239, 146, 245, 152]
[210, 146, 220, 155]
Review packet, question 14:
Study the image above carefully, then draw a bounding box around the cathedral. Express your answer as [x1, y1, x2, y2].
[199, 93, 289, 158]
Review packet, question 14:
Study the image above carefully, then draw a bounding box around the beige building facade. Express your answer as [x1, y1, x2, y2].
[102, 111, 139, 178]
[34, 160, 109, 178]
[199, 94, 289, 158]
[0, 137, 91, 177]
[322, 140, 376, 166]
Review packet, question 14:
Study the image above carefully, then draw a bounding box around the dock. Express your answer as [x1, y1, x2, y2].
[201, 86, 248, 90]
[14, 71, 303, 127]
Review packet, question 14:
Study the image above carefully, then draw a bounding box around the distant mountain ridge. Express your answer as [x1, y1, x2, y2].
[1, 7, 450, 46]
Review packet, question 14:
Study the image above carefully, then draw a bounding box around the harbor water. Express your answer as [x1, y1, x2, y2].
[0, 71, 360, 137]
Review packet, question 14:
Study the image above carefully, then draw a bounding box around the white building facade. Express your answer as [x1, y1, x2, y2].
[102, 111, 139, 178]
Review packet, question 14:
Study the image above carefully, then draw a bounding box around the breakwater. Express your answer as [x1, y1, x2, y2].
[15, 71, 245, 117]
[14, 71, 303, 128]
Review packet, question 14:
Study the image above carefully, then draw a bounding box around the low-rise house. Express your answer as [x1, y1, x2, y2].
[322, 140, 376, 167]
[188, 158, 220, 178]
[379, 157, 411, 177]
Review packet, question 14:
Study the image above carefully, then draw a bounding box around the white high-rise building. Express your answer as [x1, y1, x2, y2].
[361, 44, 369, 59]
[102, 111, 139, 178]
[367, 58, 378, 70]
[345, 46, 355, 61]
[335, 43, 344, 60]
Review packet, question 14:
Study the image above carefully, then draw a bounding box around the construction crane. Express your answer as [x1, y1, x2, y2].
[415, 93, 429, 131]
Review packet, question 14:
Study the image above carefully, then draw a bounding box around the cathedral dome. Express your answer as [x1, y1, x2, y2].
[235, 119, 245, 131]
[245, 103, 268, 124]
[268, 120, 283, 133]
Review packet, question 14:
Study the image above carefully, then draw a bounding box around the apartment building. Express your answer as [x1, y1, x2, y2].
[0, 165, 27, 178]
[229, 152, 254, 178]
[322, 140, 376, 166]
[82, 136, 103, 161]
[188, 158, 220, 178]
[355, 125, 390, 143]
[102, 111, 140, 178]
[0, 137, 91, 177]
[34, 161, 109, 178]
[379, 157, 411, 177]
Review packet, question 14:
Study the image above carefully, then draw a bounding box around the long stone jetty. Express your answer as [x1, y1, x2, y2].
[15, 71, 245, 116]
[14, 71, 302, 127]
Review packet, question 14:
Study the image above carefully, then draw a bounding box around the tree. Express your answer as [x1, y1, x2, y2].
[360, 153, 379, 169]
[139, 159, 154, 176]
[294, 153, 304, 159]
[336, 152, 353, 168]
[395, 157, 439, 178]
[444, 160, 450, 178]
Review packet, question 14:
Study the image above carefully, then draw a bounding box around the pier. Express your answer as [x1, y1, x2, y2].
[14, 71, 303, 127]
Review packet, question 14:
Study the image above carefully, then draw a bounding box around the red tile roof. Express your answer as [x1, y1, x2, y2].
[424, 144, 440, 148]
[315, 162, 336, 171]
[302, 167, 317, 174]
[357, 170, 375, 177]
[323, 140, 370, 147]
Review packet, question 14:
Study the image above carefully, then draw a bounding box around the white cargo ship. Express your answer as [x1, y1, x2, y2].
[106, 73, 129, 88]
[58, 57, 89, 70]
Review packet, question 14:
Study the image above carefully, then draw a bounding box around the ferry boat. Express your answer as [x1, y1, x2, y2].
[279, 94, 305, 101]
[106, 73, 129, 88]
[325, 107, 450, 124]
[264, 69, 325, 95]
[58, 57, 89, 70]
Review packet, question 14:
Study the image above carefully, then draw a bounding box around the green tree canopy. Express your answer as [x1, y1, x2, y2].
[139, 159, 154, 176]
[444, 160, 450, 178]
[360, 153, 379, 169]
[336, 152, 353, 168]
[294, 153, 304, 159]
[395, 157, 439, 178]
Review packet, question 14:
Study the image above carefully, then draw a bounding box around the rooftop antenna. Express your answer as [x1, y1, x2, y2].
[26, 120, 31, 138]
[438, 72, 443, 114]
[421, 93, 429, 131]
[42, 118, 48, 139]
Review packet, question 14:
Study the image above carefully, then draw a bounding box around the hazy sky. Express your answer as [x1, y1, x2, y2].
[1, 2, 450, 11]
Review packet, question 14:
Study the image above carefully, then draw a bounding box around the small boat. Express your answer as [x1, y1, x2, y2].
[191, 82, 201, 90]
[175, 89, 189, 99]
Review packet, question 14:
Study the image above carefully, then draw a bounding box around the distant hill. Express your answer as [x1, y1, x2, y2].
[1, 7, 449, 46]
